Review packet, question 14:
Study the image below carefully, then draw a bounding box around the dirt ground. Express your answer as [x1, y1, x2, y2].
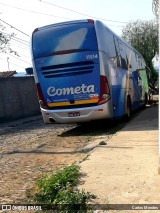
[0, 120, 85, 203]
[0, 113, 119, 204]
[0, 98, 159, 212]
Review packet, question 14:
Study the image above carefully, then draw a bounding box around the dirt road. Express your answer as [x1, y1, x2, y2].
[0, 113, 121, 203]
[79, 103, 159, 212]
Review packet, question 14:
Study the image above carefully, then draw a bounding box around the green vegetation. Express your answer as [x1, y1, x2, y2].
[27, 164, 93, 212]
[122, 20, 158, 87]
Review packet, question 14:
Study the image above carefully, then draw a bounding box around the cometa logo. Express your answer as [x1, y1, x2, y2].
[47, 84, 95, 96]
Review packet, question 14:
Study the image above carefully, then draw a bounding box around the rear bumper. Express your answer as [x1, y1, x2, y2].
[41, 101, 112, 124]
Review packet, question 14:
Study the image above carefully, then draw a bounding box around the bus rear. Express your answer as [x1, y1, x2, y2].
[31, 20, 111, 123]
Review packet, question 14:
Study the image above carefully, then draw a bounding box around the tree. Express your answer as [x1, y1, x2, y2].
[121, 20, 158, 87]
[152, 0, 159, 22]
[0, 22, 18, 55]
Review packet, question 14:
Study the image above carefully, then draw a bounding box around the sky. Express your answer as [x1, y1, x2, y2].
[0, 0, 156, 72]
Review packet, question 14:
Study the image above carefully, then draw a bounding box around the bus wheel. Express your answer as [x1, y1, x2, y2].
[126, 97, 131, 121]
[145, 92, 148, 105]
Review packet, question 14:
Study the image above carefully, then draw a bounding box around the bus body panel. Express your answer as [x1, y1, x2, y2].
[94, 20, 148, 118]
[41, 101, 112, 124]
[95, 21, 127, 118]
[34, 51, 100, 108]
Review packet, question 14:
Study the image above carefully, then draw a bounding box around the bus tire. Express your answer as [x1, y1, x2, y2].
[144, 92, 148, 106]
[125, 96, 131, 121]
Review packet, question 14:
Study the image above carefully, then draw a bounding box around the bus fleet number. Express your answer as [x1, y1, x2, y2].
[86, 54, 98, 60]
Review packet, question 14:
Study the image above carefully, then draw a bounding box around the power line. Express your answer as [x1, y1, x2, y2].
[11, 40, 29, 48]
[7, 61, 26, 69]
[0, 18, 29, 37]
[12, 37, 29, 46]
[2, 31, 29, 43]
[0, 2, 72, 20]
[11, 42, 30, 51]
[0, 57, 26, 69]
[12, 35, 29, 44]
[39, 0, 128, 24]
[1, 31, 29, 46]
[19, 53, 31, 59]
[0, 2, 125, 28]
[7, 53, 31, 65]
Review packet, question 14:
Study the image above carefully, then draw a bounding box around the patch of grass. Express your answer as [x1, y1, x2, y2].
[27, 164, 94, 212]
[80, 154, 90, 163]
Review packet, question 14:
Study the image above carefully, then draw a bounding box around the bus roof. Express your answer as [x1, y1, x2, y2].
[34, 19, 94, 32]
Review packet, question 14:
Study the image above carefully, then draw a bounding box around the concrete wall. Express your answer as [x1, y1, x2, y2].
[0, 77, 40, 123]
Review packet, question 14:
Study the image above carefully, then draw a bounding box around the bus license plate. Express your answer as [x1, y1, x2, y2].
[68, 112, 80, 117]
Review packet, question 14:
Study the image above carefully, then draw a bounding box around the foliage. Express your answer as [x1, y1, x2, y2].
[0, 22, 18, 55]
[121, 20, 158, 86]
[152, 0, 159, 21]
[28, 164, 93, 212]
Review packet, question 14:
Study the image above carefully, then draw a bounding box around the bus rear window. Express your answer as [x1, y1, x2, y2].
[32, 23, 98, 59]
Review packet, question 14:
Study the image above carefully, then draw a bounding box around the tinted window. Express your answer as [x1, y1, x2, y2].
[130, 52, 138, 71]
[32, 23, 98, 59]
[113, 36, 121, 67]
[118, 41, 128, 70]
[107, 31, 116, 57]
[137, 55, 145, 69]
[105, 30, 121, 67]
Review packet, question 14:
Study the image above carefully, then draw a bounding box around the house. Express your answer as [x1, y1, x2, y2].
[0, 71, 17, 78]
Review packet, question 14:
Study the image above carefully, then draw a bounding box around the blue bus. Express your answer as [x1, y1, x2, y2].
[31, 19, 149, 124]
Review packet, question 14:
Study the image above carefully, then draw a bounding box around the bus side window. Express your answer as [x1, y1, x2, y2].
[113, 36, 121, 67]
[106, 30, 119, 67]
[138, 56, 145, 69]
[118, 41, 128, 70]
[125, 46, 133, 70]
[130, 52, 138, 72]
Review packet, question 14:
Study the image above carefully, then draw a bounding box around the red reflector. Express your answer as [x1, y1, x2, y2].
[87, 19, 94, 23]
[36, 83, 48, 109]
[98, 75, 110, 105]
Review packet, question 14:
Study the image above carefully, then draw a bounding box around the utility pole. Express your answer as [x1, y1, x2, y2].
[7, 57, 10, 71]
[152, 0, 160, 174]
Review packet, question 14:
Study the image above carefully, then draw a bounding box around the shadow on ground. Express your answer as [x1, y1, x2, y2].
[60, 104, 158, 137]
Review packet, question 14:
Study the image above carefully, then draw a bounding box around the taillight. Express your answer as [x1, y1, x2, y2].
[98, 75, 110, 105]
[36, 83, 48, 109]
[87, 19, 94, 23]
